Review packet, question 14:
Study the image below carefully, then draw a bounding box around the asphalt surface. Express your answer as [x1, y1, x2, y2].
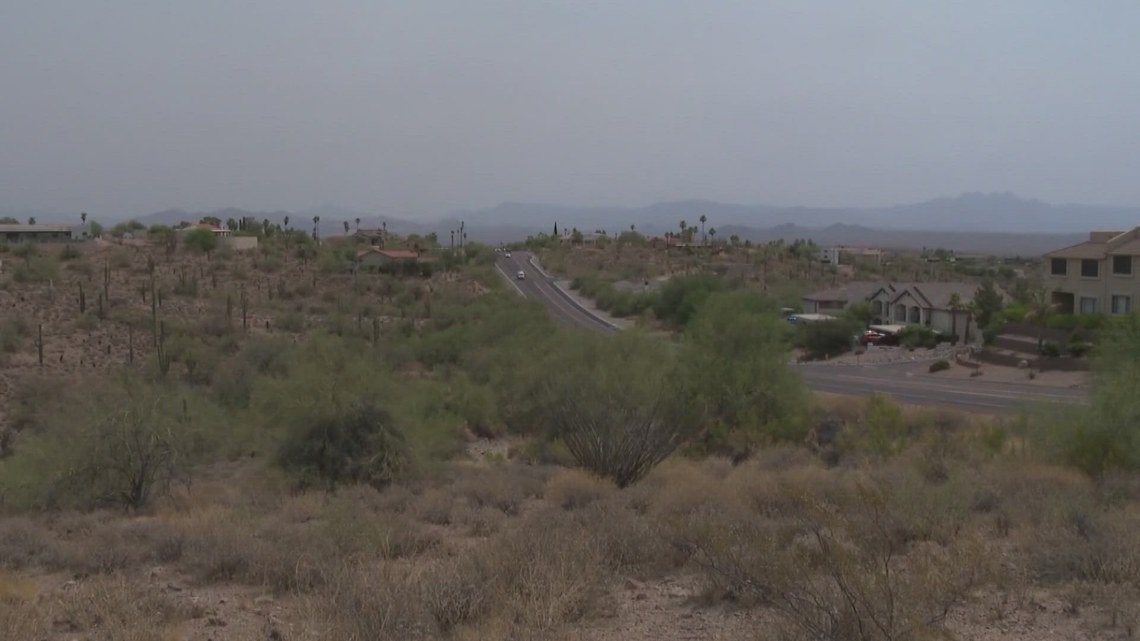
[495, 251, 1088, 413]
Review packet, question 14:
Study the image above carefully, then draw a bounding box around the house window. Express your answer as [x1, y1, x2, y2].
[894, 304, 906, 322]
[1079, 297, 1098, 314]
[1113, 255, 1133, 275]
[1081, 259, 1099, 278]
[1051, 258, 1067, 275]
[1112, 295, 1132, 315]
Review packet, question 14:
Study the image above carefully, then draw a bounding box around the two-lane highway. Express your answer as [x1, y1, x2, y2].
[495, 251, 1088, 412]
[497, 252, 618, 333]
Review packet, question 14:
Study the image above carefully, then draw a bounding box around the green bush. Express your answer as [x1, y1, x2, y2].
[278, 401, 409, 490]
[653, 273, 727, 328]
[797, 319, 857, 359]
[1041, 341, 1061, 358]
[929, 359, 951, 373]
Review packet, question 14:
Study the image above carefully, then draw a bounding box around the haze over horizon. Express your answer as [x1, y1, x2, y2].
[3, 2, 1139, 219]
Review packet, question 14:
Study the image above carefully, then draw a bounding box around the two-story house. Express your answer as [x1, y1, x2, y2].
[1044, 228, 1140, 315]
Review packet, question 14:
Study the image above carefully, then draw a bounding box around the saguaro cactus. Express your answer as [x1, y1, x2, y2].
[34, 324, 43, 366]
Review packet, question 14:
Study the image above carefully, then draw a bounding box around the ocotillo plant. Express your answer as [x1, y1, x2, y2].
[103, 259, 110, 302]
[78, 282, 86, 314]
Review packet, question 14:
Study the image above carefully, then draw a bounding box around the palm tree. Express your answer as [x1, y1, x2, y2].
[80, 212, 87, 225]
[948, 292, 965, 343]
[679, 220, 688, 241]
[343, 220, 350, 235]
[283, 215, 290, 229]
[708, 227, 717, 243]
[699, 214, 708, 244]
[312, 215, 320, 240]
[355, 217, 361, 231]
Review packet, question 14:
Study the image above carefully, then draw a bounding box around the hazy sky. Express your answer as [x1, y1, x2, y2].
[2, 1, 1139, 219]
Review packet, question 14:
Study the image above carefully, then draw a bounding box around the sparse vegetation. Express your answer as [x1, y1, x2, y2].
[0, 231, 1132, 640]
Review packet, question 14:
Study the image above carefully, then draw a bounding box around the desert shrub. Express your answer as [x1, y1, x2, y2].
[0, 375, 215, 511]
[1033, 318, 1140, 476]
[275, 311, 306, 332]
[676, 479, 994, 641]
[10, 256, 59, 283]
[58, 244, 81, 260]
[0, 315, 29, 353]
[842, 393, 909, 458]
[1040, 341, 1061, 358]
[653, 272, 727, 327]
[297, 563, 436, 640]
[544, 469, 615, 510]
[929, 359, 951, 373]
[679, 291, 809, 456]
[279, 401, 409, 490]
[536, 331, 695, 487]
[420, 510, 606, 635]
[797, 319, 857, 359]
[0, 574, 189, 641]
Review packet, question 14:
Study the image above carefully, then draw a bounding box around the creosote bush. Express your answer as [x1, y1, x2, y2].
[279, 400, 409, 490]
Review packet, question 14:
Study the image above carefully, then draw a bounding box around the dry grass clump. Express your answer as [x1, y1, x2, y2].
[544, 469, 615, 510]
[0, 575, 190, 641]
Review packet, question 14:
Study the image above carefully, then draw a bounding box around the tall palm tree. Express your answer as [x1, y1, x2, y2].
[312, 215, 320, 240]
[355, 217, 361, 231]
[80, 212, 87, 225]
[283, 215, 290, 229]
[343, 221, 350, 235]
[708, 227, 717, 243]
[699, 214, 708, 244]
[948, 292, 964, 342]
[679, 220, 687, 241]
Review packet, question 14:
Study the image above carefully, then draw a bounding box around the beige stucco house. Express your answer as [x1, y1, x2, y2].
[802, 280, 990, 339]
[1044, 228, 1140, 315]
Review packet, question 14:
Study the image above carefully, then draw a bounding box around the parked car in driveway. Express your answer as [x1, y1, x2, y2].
[859, 330, 885, 346]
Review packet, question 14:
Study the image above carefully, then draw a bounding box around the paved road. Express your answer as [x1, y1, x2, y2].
[495, 252, 1088, 413]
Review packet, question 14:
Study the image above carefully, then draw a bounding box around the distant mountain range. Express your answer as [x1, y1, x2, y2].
[7, 192, 1131, 255]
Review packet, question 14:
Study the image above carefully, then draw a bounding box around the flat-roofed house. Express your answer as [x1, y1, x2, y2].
[0, 224, 77, 243]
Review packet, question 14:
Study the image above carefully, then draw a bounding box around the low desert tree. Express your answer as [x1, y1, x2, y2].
[0, 374, 210, 511]
[537, 330, 695, 487]
[971, 279, 1004, 329]
[678, 291, 809, 454]
[182, 227, 218, 255]
[653, 273, 727, 328]
[1035, 316, 1140, 477]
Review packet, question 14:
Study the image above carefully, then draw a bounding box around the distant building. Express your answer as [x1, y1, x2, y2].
[356, 247, 421, 271]
[818, 246, 884, 265]
[1044, 228, 1140, 315]
[178, 222, 232, 238]
[0, 224, 78, 243]
[802, 280, 998, 339]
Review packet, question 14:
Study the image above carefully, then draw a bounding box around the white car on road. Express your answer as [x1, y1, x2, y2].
[516, 270, 526, 280]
